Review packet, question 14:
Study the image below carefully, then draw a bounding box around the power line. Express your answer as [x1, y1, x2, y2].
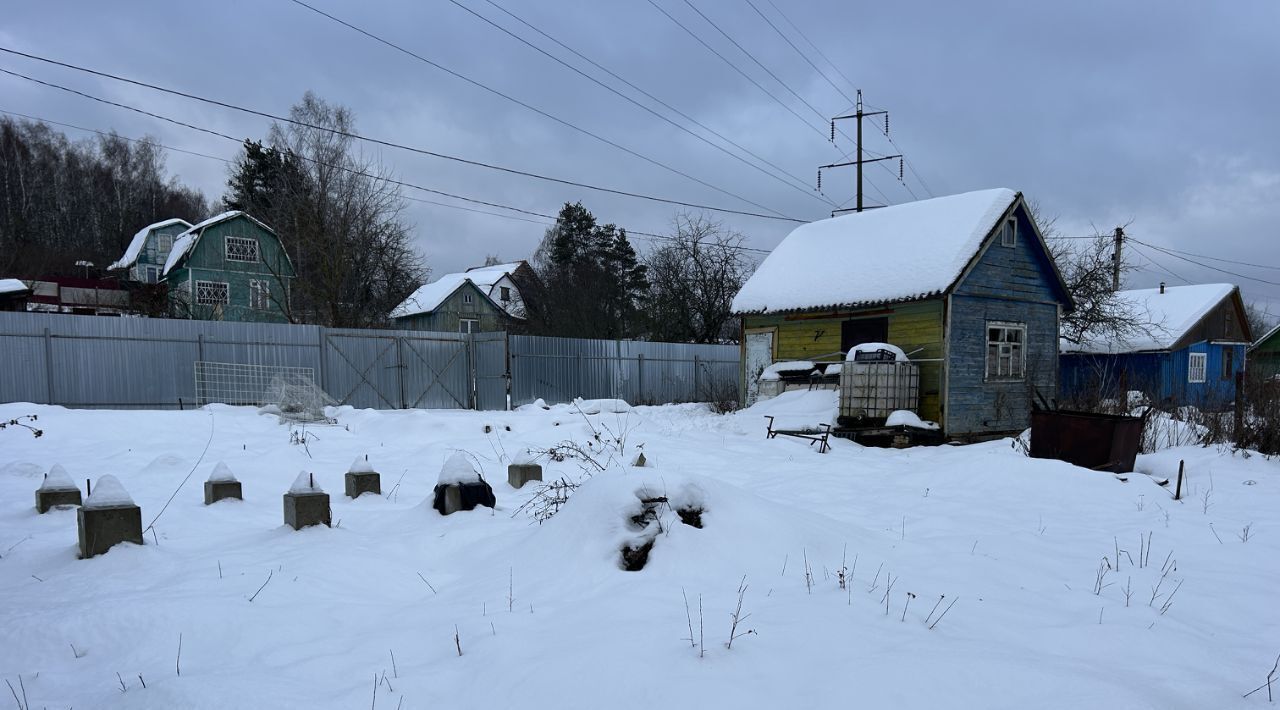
[744, 0, 854, 110]
[447, 0, 832, 206]
[0, 106, 775, 256]
[1129, 238, 1280, 287]
[0, 47, 803, 223]
[282, 0, 792, 219]
[1127, 243, 1190, 284]
[479, 0, 825, 203]
[763, 0, 860, 102]
[1135, 242, 1280, 272]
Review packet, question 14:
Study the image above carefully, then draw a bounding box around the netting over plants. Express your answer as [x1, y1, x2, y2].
[263, 373, 337, 423]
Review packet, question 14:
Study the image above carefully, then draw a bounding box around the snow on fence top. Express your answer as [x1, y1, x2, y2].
[40, 464, 77, 491]
[438, 452, 482, 485]
[1063, 283, 1237, 354]
[84, 475, 135, 509]
[731, 188, 1017, 314]
[349, 455, 375, 473]
[207, 461, 238, 483]
[107, 218, 192, 271]
[289, 471, 324, 494]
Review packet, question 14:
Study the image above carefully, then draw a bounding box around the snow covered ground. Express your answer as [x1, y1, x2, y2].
[1, 393, 1276, 709]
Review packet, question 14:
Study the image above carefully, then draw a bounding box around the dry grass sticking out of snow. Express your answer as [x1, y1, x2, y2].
[0, 392, 1276, 710]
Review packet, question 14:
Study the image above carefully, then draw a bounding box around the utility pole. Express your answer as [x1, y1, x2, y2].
[1111, 226, 1124, 291]
[817, 90, 901, 216]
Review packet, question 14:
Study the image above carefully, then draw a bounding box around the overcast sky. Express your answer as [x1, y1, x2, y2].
[3, 0, 1278, 322]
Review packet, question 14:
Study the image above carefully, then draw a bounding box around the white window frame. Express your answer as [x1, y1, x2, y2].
[1188, 352, 1207, 383]
[1000, 218, 1017, 247]
[459, 318, 479, 333]
[144, 266, 159, 284]
[224, 236, 260, 263]
[249, 279, 271, 310]
[157, 233, 174, 255]
[195, 280, 230, 306]
[985, 321, 1026, 381]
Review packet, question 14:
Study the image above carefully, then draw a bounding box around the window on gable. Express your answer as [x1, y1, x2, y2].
[1000, 218, 1017, 247]
[985, 322, 1026, 380]
[1188, 352, 1207, 383]
[195, 280, 229, 306]
[225, 236, 259, 263]
[157, 234, 174, 256]
[463, 292, 474, 304]
[500, 286, 511, 301]
[249, 279, 270, 310]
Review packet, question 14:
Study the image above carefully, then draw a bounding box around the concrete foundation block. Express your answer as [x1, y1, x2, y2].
[204, 480, 243, 505]
[283, 492, 331, 530]
[36, 487, 82, 513]
[433, 481, 496, 516]
[77, 504, 143, 559]
[507, 463, 543, 489]
[345, 471, 381, 499]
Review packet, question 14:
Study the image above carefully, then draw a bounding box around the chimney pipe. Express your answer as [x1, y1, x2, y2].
[1159, 282, 1166, 294]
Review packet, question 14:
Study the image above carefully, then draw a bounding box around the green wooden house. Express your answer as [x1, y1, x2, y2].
[107, 218, 193, 284]
[162, 211, 295, 323]
[388, 262, 531, 332]
[731, 188, 1073, 440]
[1251, 322, 1280, 380]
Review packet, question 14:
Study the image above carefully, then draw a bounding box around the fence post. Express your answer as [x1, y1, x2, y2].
[1233, 370, 1245, 446]
[397, 336, 407, 409]
[693, 354, 701, 403]
[43, 327, 54, 405]
[638, 353, 645, 403]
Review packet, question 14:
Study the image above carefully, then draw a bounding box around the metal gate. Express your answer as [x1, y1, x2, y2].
[322, 330, 476, 410]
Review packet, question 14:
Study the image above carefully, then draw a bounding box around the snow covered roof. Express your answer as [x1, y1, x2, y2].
[390, 262, 526, 319]
[162, 211, 278, 276]
[0, 278, 31, 296]
[107, 218, 192, 271]
[731, 189, 1019, 314]
[1063, 283, 1238, 354]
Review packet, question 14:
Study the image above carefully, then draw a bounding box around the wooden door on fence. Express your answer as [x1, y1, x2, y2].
[323, 332, 472, 409]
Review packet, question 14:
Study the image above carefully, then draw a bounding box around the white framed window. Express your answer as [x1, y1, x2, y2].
[144, 266, 160, 284]
[462, 292, 474, 304]
[195, 280, 229, 306]
[249, 279, 271, 310]
[1188, 352, 1207, 383]
[459, 318, 479, 333]
[157, 234, 174, 255]
[1000, 218, 1017, 247]
[985, 321, 1026, 380]
[225, 236, 260, 263]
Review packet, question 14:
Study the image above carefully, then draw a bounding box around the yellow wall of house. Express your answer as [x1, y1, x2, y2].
[742, 299, 946, 422]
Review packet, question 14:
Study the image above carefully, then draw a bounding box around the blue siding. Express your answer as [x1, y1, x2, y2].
[946, 202, 1066, 437]
[1060, 341, 1246, 409]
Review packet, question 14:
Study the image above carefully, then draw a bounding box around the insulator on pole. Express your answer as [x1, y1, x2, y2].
[899, 158, 904, 180]
[816, 169, 822, 192]
[885, 114, 890, 136]
[830, 120, 835, 142]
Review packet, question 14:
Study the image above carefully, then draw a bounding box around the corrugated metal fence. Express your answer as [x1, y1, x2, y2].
[0, 311, 738, 410]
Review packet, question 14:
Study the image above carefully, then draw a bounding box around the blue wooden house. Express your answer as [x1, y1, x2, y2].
[162, 211, 296, 323]
[1060, 283, 1252, 409]
[731, 188, 1074, 440]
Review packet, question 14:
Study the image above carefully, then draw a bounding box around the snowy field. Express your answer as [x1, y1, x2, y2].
[1, 393, 1277, 709]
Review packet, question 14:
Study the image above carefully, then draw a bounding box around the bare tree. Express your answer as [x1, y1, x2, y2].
[644, 213, 756, 343]
[226, 93, 426, 326]
[1244, 300, 1274, 343]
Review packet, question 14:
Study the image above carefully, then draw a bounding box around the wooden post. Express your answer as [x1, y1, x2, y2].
[1174, 460, 1184, 501]
[1233, 370, 1245, 446]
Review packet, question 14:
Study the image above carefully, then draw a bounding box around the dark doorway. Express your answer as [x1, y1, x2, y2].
[841, 317, 889, 354]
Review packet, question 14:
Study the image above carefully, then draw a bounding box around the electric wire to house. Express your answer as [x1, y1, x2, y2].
[0, 48, 805, 224]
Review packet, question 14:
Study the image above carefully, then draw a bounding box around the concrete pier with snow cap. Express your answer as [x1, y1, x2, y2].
[433, 452, 495, 515]
[77, 475, 143, 559]
[344, 455, 381, 499]
[36, 464, 82, 513]
[283, 471, 330, 530]
[507, 449, 542, 489]
[204, 461, 243, 505]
